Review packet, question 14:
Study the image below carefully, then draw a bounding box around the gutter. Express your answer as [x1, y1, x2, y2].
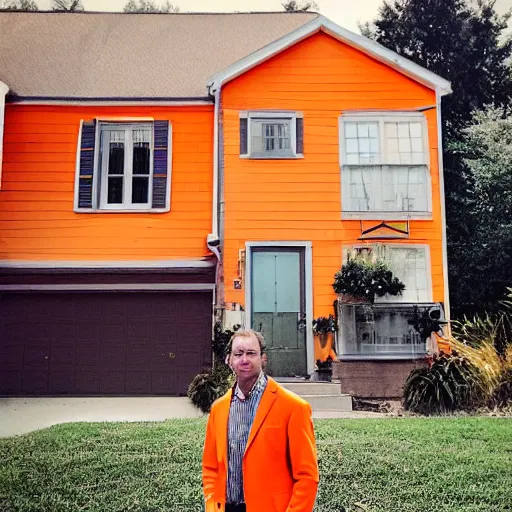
[0, 81, 9, 189]
[207, 86, 221, 314]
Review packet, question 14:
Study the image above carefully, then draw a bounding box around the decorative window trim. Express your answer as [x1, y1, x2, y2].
[73, 117, 172, 213]
[240, 110, 304, 159]
[339, 111, 432, 220]
[341, 242, 433, 303]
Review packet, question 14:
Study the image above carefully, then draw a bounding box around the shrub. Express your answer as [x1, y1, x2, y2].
[187, 364, 234, 414]
[404, 340, 512, 414]
[333, 259, 405, 303]
[211, 322, 240, 362]
[403, 352, 483, 415]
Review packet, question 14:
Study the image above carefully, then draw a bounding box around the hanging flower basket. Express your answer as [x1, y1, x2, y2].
[333, 258, 405, 304]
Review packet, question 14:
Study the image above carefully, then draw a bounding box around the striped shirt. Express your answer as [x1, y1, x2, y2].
[226, 372, 268, 504]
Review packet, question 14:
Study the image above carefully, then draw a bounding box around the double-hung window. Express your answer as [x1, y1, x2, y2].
[339, 113, 431, 218]
[74, 119, 171, 213]
[240, 111, 304, 159]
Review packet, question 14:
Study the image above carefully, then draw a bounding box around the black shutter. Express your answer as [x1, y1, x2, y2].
[240, 117, 248, 155]
[78, 120, 96, 209]
[296, 117, 304, 155]
[152, 120, 169, 209]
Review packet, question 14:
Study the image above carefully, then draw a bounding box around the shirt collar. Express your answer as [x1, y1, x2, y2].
[233, 371, 267, 401]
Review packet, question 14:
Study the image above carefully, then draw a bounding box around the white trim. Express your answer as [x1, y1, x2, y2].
[73, 119, 84, 211]
[0, 259, 215, 269]
[436, 91, 451, 323]
[342, 212, 432, 221]
[0, 81, 9, 189]
[242, 111, 302, 159]
[8, 99, 212, 107]
[0, 284, 215, 292]
[245, 241, 314, 375]
[208, 16, 452, 96]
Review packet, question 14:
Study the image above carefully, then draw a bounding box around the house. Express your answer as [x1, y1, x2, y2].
[0, 11, 451, 398]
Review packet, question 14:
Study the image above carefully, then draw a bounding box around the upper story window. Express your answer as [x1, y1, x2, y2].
[100, 124, 153, 209]
[240, 111, 304, 159]
[339, 113, 431, 218]
[74, 119, 171, 213]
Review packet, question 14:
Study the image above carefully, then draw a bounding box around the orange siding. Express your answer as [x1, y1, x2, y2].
[0, 105, 213, 260]
[222, 32, 444, 315]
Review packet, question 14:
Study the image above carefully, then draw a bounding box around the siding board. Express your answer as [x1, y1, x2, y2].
[0, 105, 214, 261]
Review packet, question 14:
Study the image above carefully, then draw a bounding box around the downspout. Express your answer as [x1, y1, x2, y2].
[436, 89, 451, 330]
[207, 86, 222, 324]
[0, 81, 9, 189]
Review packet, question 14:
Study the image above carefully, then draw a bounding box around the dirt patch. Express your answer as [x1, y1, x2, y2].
[352, 398, 405, 416]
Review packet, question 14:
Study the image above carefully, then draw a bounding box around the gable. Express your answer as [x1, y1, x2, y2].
[222, 32, 436, 109]
[209, 17, 451, 96]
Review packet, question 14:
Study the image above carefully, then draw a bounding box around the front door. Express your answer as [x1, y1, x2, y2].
[251, 248, 307, 377]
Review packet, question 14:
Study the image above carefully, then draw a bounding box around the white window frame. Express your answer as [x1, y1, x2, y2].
[339, 111, 432, 220]
[73, 117, 172, 214]
[341, 243, 433, 303]
[241, 111, 303, 159]
[99, 122, 154, 211]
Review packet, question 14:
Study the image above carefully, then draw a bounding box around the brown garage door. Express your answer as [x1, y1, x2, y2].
[0, 291, 212, 396]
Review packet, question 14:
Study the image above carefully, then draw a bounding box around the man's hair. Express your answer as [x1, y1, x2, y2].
[226, 329, 266, 357]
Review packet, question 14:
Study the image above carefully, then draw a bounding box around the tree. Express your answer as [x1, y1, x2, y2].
[0, 0, 38, 9]
[282, 1, 319, 12]
[52, 0, 83, 10]
[448, 107, 512, 314]
[123, 0, 180, 12]
[362, 0, 512, 318]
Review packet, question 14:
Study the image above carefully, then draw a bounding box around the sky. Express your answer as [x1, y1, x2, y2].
[34, 0, 512, 34]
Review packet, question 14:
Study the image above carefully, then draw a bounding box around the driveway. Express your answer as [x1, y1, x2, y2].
[0, 397, 204, 438]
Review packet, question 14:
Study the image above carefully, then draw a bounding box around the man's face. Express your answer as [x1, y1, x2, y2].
[229, 334, 264, 382]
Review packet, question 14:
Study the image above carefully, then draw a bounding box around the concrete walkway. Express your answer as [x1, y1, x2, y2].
[0, 397, 387, 438]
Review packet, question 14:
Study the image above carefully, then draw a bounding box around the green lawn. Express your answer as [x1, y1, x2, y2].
[1, 418, 511, 512]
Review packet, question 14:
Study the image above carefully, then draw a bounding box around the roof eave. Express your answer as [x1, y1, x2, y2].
[207, 15, 452, 96]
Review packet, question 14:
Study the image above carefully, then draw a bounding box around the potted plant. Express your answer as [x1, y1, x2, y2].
[312, 315, 338, 346]
[408, 305, 448, 342]
[333, 258, 405, 304]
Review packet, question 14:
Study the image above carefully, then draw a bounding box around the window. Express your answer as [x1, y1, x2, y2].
[340, 113, 431, 217]
[338, 303, 428, 357]
[240, 111, 303, 159]
[343, 244, 431, 303]
[339, 243, 435, 357]
[100, 124, 152, 209]
[75, 119, 171, 212]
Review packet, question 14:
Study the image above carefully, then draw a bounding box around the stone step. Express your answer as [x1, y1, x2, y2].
[301, 394, 353, 412]
[279, 382, 341, 396]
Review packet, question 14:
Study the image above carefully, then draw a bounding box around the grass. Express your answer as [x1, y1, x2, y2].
[1, 418, 511, 512]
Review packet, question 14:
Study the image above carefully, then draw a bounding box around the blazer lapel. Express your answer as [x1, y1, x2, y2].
[216, 388, 232, 464]
[244, 377, 278, 456]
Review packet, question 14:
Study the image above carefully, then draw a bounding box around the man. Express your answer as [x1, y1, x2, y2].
[202, 329, 319, 512]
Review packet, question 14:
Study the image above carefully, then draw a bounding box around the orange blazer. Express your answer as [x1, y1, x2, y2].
[202, 377, 319, 512]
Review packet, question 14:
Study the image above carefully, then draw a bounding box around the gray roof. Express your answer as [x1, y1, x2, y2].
[0, 11, 318, 99]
